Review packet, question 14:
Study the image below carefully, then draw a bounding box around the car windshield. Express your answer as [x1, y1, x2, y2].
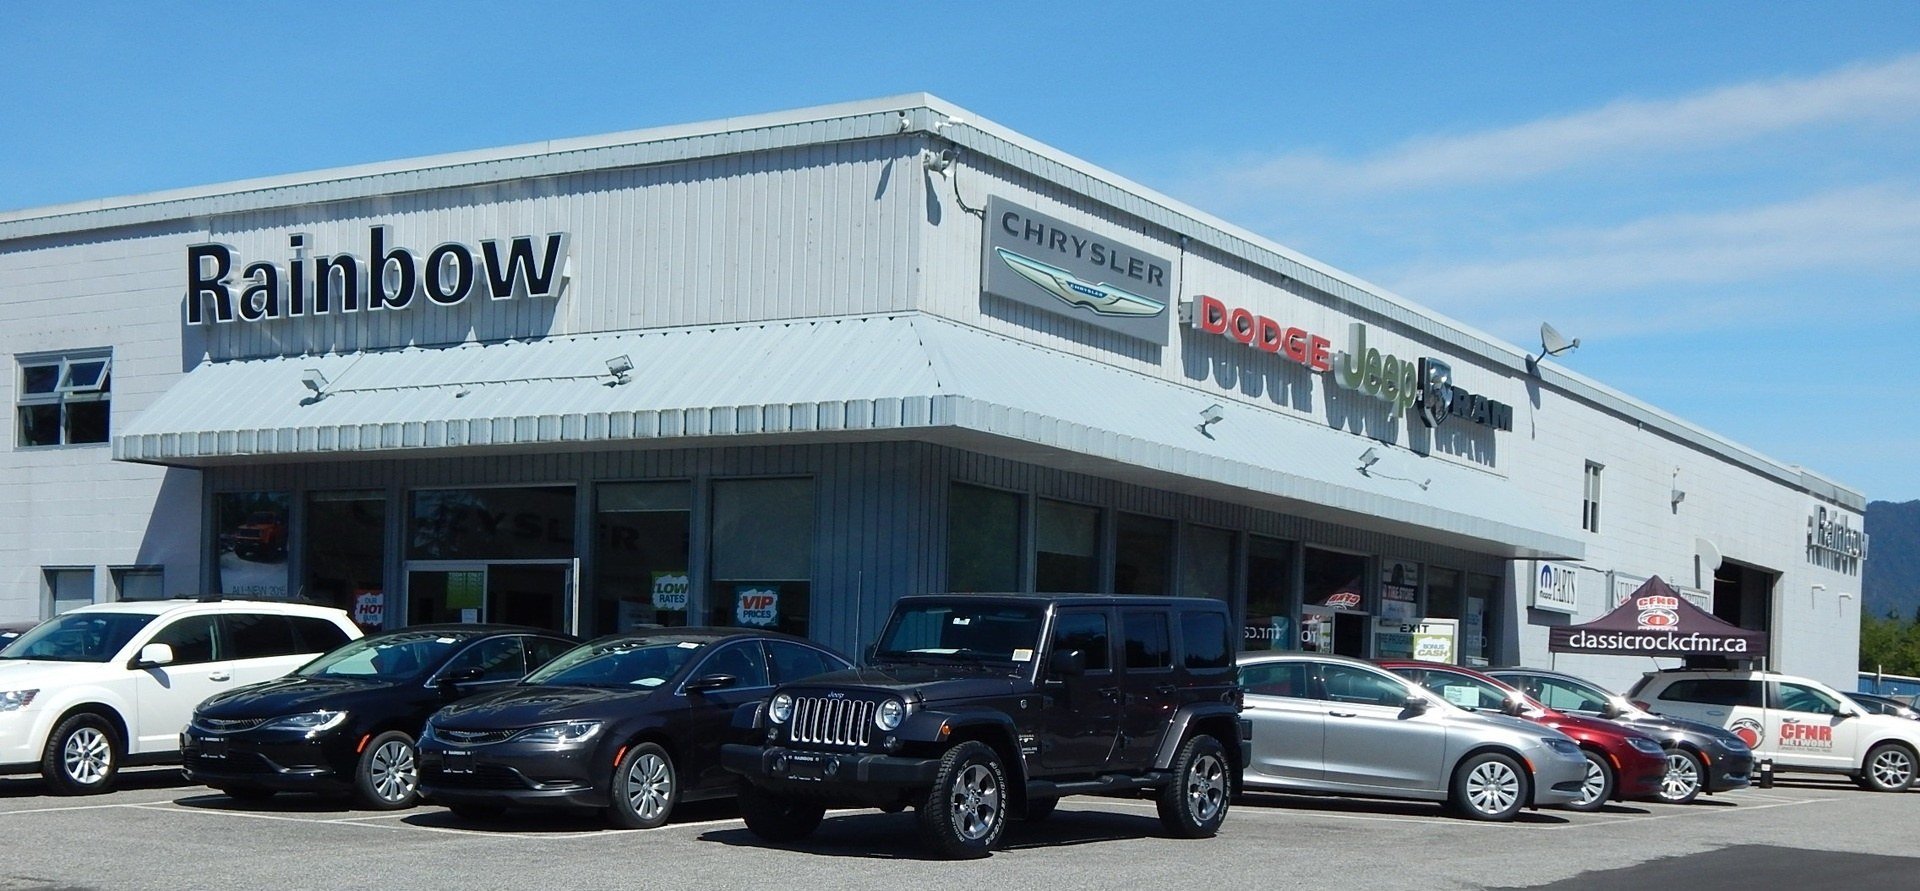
[298, 631, 477, 679]
[1402, 668, 1533, 715]
[873, 603, 1045, 665]
[524, 639, 702, 688]
[0, 612, 157, 663]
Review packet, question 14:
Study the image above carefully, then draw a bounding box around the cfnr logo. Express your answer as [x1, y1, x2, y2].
[186, 227, 569, 325]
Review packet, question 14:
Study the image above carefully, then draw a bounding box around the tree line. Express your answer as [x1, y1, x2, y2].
[1859, 612, 1920, 677]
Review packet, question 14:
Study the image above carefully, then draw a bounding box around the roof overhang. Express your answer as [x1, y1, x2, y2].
[115, 314, 1584, 561]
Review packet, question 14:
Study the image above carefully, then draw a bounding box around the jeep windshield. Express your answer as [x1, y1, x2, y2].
[871, 602, 1044, 665]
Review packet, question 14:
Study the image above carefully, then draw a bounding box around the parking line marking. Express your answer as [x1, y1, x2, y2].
[0, 802, 155, 818]
[122, 802, 755, 841]
[1538, 795, 1839, 830]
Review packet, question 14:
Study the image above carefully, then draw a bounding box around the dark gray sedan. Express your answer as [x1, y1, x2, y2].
[1237, 653, 1587, 821]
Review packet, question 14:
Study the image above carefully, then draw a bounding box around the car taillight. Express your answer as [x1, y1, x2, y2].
[1630, 700, 1651, 711]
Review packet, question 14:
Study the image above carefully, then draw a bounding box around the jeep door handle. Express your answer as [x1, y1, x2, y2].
[209, 671, 232, 682]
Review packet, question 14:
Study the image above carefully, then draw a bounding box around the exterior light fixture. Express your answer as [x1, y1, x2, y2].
[300, 368, 328, 395]
[1357, 447, 1381, 474]
[1196, 403, 1225, 436]
[606, 355, 634, 385]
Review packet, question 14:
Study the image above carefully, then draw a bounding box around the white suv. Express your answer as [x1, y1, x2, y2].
[1629, 669, 1920, 792]
[0, 599, 360, 794]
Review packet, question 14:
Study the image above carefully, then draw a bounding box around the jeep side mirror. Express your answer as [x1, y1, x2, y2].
[134, 643, 175, 668]
[685, 673, 739, 694]
[1048, 649, 1087, 677]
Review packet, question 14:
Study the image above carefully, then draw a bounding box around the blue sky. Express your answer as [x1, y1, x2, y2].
[5, 1, 1918, 501]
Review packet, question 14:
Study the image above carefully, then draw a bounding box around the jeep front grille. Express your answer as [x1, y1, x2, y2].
[789, 696, 875, 747]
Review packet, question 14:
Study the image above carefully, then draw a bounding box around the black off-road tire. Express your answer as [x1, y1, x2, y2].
[739, 784, 826, 843]
[1156, 734, 1231, 838]
[41, 713, 120, 796]
[607, 742, 679, 829]
[1448, 751, 1528, 821]
[915, 741, 1009, 859]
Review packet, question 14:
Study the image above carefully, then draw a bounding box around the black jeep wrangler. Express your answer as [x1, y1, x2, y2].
[720, 593, 1246, 859]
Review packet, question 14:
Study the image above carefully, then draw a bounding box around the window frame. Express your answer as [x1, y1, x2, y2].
[1582, 461, 1603, 533]
[16, 349, 113, 448]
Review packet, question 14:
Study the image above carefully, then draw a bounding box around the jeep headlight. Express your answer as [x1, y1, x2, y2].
[513, 721, 603, 745]
[1627, 736, 1665, 755]
[768, 693, 794, 724]
[0, 689, 37, 712]
[875, 699, 905, 731]
[262, 710, 348, 737]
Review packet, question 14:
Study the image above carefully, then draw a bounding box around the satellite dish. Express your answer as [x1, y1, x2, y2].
[1540, 323, 1580, 357]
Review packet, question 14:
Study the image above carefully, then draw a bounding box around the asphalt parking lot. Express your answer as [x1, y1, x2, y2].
[3, 769, 1917, 890]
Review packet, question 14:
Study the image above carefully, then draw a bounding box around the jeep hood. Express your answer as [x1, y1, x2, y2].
[784, 664, 1029, 703]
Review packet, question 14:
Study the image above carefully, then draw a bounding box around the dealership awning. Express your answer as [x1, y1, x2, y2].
[1548, 576, 1768, 658]
[115, 314, 1583, 560]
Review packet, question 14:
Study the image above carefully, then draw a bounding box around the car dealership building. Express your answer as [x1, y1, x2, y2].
[0, 94, 1870, 691]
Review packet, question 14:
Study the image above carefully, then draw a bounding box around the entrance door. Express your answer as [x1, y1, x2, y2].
[1302, 606, 1369, 658]
[407, 563, 572, 632]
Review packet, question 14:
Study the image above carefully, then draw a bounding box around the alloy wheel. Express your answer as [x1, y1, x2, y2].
[1186, 752, 1227, 822]
[949, 763, 1002, 841]
[1662, 752, 1701, 801]
[63, 727, 112, 786]
[369, 739, 418, 803]
[1577, 757, 1607, 806]
[1871, 748, 1914, 789]
[1466, 759, 1520, 815]
[627, 752, 675, 822]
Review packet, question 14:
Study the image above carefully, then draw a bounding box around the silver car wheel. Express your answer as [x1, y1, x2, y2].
[369, 739, 418, 803]
[1186, 751, 1228, 822]
[63, 727, 112, 786]
[627, 752, 675, 822]
[1871, 747, 1914, 788]
[1465, 759, 1521, 815]
[1661, 752, 1701, 802]
[1576, 757, 1607, 806]
[949, 763, 1002, 841]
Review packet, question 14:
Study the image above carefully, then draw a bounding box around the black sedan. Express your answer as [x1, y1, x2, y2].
[1489, 667, 1753, 804]
[183, 625, 578, 808]
[417, 627, 851, 829]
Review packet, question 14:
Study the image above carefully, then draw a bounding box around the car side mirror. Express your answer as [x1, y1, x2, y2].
[437, 667, 485, 693]
[684, 673, 739, 694]
[1601, 701, 1625, 719]
[1048, 649, 1087, 677]
[1402, 695, 1430, 714]
[1502, 696, 1528, 717]
[134, 643, 175, 668]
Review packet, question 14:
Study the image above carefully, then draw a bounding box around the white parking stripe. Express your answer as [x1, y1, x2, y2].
[123, 802, 755, 840]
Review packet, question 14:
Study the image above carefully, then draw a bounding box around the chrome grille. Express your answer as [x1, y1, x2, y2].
[435, 728, 518, 746]
[789, 696, 875, 747]
[192, 717, 269, 734]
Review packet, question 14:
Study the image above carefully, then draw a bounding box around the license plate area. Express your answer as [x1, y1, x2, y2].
[785, 753, 831, 781]
[198, 738, 228, 759]
[441, 751, 474, 774]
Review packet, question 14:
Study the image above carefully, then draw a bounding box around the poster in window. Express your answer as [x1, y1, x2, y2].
[736, 587, 780, 627]
[213, 491, 292, 599]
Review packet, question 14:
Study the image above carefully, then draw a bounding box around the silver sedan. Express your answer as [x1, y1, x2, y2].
[1238, 652, 1589, 820]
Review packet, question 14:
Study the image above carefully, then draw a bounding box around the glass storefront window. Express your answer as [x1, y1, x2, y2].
[948, 484, 1021, 593]
[1426, 567, 1464, 622]
[1035, 499, 1099, 593]
[595, 481, 692, 633]
[1244, 535, 1294, 651]
[1464, 573, 1500, 667]
[1304, 548, 1368, 612]
[1114, 513, 1173, 595]
[408, 486, 576, 560]
[213, 491, 293, 600]
[709, 478, 813, 637]
[1180, 525, 1234, 603]
[306, 491, 386, 629]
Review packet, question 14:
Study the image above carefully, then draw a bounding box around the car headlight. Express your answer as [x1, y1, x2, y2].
[1715, 733, 1748, 752]
[875, 699, 905, 731]
[0, 689, 37, 712]
[1627, 736, 1665, 755]
[768, 693, 793, 724]
[1542, 737, 1581, 757]
[262, 710, 348, 737]
[513, 721, 603, 745]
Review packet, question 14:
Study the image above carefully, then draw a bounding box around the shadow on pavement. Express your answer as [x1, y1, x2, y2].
[1, 767, 195, 800]
[1234, 790, 1572, 824]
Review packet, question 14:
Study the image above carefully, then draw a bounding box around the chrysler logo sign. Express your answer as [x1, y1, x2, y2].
[982, 196, 1172, 345]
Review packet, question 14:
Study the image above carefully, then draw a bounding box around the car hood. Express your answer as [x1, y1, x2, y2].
[1538, 710, 1653, 742]
[785, 664, 1029, 703]
[195, 675, 400, 718]
[1619, 712, 1742, 744]
[431, 683, 654, 729]
[1468, 710, 1573, 740]
[0, 658, 113, 687]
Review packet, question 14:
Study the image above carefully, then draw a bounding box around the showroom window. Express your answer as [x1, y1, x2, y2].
[595, 481, 693, 633]
[1114, 513, 1173, 595]
[709, 478, 813, 637]
[16, 349, 111, 447]
[306, 491, 386, 628]
[43, 567, 94, 617]
[947, 484, 1021, 593]
[409, 486, 576, 560]
[112, 567, 165, 601]
[1463, 572, 1501, 666]
[1244, 535, 1296, 652]
[1035, 499, 1100, 593]
[1582, 461, 1602, 532]
[1180, 525, 1234, 602]
[213, 491, 293, 600]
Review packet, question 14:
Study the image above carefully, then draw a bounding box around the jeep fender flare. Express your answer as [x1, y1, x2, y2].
[1153, 702, 1242, 771]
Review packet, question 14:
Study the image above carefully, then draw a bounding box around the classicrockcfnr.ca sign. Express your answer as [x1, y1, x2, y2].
[186, 227, 570, 325]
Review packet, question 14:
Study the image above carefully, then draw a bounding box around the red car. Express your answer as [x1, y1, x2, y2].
[1381, 661, 1667, 811]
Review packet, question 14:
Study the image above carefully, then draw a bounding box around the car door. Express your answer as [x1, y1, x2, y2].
[1315, 662, 1449, 793]
[677, 641, 773, 791]
[1769, 680, 1859, 771]
[1111, 607, 1176, 770]
[1647, 677, 1769, 755]
[1036, 607, 1120, 776]
[219, 613, 319, 687]
[131, 614, 233, 753]
[1237, 660, 1325, 786]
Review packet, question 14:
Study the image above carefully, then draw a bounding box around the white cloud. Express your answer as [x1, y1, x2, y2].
[1392, 183, 1920, 307]
[1225, 53, 1920, 193]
